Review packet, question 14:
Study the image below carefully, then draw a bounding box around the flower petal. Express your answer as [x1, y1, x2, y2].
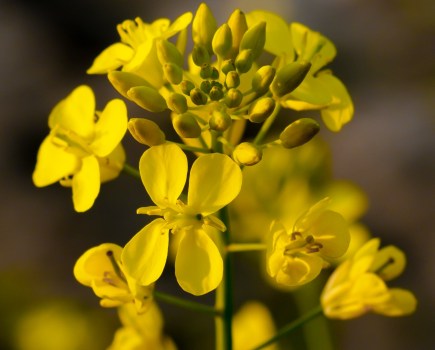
[72, 155, 100, 212]
[318, 72, 354, 132]
[91, 99, 128, 157]
[73, 243, 123, 286]
[188, 153, 242, 215]
[371, 245, 406, 281]
[373, 288, 417, 316]
[122, 219, 169, 286]
[87, 43, 134, 74]
[98, 144, 126, 183]
[276, 254, 323, 286]
[246, 10, 294, 58]
[139, 143, 187, 208]
[175, 229, 223, 295]
[163, 12, 193, 39]
[48, 85, 96, 140]
[32, 135, 80, 187]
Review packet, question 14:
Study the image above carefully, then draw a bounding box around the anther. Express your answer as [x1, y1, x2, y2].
[291, 232, 302, 241]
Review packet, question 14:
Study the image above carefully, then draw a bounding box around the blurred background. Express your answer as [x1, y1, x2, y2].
[0, 0, 434, 349]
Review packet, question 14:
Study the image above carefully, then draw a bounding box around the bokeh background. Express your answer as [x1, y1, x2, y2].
[1, 0, 434, 349]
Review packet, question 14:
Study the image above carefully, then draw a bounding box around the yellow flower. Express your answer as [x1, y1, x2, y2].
[87, 13, 192, 88]
[233, 301, 278, 350]
[281, 23, 354, 132]
[108, 303, 177, 350]
[267, 198, 349, 287]
[122, 143, 242, 295]
[321, 238, 417, 319]
[73, 243, 152, 314]
[32, 85, 127, 212]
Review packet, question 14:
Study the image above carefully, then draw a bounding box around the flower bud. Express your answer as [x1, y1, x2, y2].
[209, 109, 232, 131]
[239, 22, 266, 61]
[190, 88, 208, 105]
[127, 86, 167, 112]
[235, 49, 253, 73]
[225, 71, 240, 89]
[200, 63, 213, 79]
[167, 93, 188, 114]
[224, 88, 243, 108]
[192, 45, 211, 66]
[128, 118, 166, 146]
[280, 118, 320, 148]
[210, 67, 220, 80]
[221, 59, 236, 74]
[180, 80, 195, 95]
[108, 71, 152, 99]
[270, 62, 311, 97]
[248, 97, 276, 123]
[173, 112, 202, 138]
[227, 9, 248, 57]
[156, 39, 183, 67]
[209, 85, 224, 101]
[163, 62, 183, 85]
[212, 23, 232, 59]
[200, 80, 212, 94]
[192, 3, 217, 54]
[251, 65, 276, 95]
[233, 142, 262, 166]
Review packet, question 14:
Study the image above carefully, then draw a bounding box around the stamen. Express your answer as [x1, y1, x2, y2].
[291, 231, 302, 241]
[106, 250, 127, 283]
[375, 257, 395, 275]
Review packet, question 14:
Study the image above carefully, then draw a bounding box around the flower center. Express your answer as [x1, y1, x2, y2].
[284, 232, 323, 256]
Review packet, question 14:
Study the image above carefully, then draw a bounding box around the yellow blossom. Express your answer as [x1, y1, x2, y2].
[267, 198, 349, 287]
[87, 13, 192, 88]
[233, 301, 278, 350]
[32, 85, 127, 212]
[73, 243, 152, 314]
[108, 303, 176, 350]
[321, 238, 417, 319]
[122, 143, 242, 295]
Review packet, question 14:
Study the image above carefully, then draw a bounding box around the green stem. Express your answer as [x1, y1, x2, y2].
[253, 104, 281, 145]
[215, 205, 234, 350]
[154, 290, 220, 316]
[253, 305, 323, 350]
[171, 142, 212, 154]
[226, 243, 266, 253]
[122, 163, 140, 179]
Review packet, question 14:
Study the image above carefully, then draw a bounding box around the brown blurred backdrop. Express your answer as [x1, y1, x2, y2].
[0, 0, 434, 349]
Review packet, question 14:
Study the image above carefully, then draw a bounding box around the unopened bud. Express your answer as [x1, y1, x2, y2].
[192, 3, 217, 54]
[163, 63, 183, 85]
[248, 97, 276, 123]
[239, 22, 266, 61]
[235, 49, 253, 73]
[190, 88, 208, 105]
[209, 109, 232, 131]
[173, 112, 202, 138]
[192, 45, 211, 66]
[280, 118, 320, 148]
[200, 63, 213, 79]
[108, 71, 152, 99]
[127, 86, 167, 112]
[225, 71, 240, 89]
[210, 67, 220, 80]
[271, 62, 311, 97]
[212, 23, 232, 59]
[224, 88, 243, 108]
[227, 9, 248, 57]
[233, 142, 262, 166]
[200, 80, 212, 94]
[209, 85, 224, 101]
[180, 80, 195, 95]
[167, 93, 188, 114]
[251, 65, 276, 95]
[221, 59, 236, 74]
[156, 39, 183, 67]
[128, 118, 166, 146]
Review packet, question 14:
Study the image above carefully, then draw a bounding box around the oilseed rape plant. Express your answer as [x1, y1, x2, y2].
[32, 3, 416, 349]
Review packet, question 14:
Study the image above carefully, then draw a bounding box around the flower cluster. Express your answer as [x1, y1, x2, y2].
[32, 2, 416, 349]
